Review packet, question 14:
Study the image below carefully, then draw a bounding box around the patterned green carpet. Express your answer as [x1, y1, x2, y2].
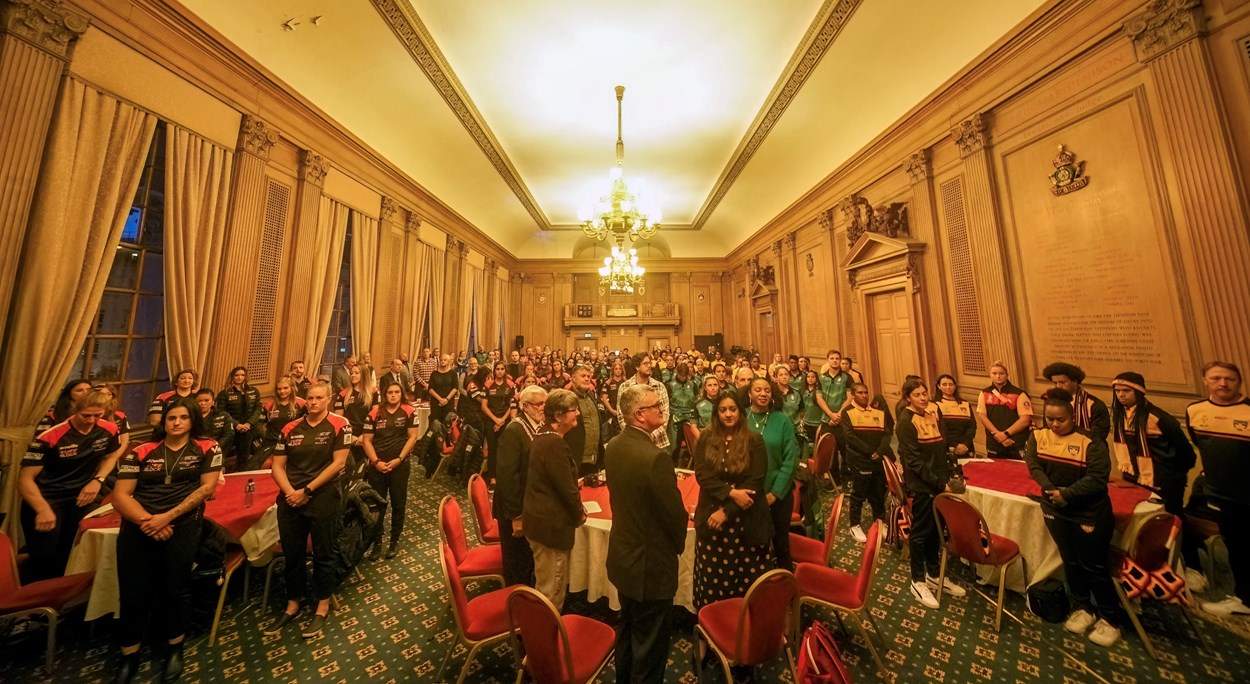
[2, 466, 1248, 683]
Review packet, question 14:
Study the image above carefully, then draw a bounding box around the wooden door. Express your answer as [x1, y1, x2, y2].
[757, 310, 775, 358]
[870, 290, 918, 403]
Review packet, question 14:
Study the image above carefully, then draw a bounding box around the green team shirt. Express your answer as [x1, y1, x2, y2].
[818, 371, 850, 423]
[777, 387, 803, 425]
[788, 375, 804, 393]
[694, 398, 715, 429]
[801, 389, 824, 426]
[667, 378, 698, 421]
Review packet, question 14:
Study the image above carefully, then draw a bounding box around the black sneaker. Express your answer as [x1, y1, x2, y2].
[302, 612, 328, 638]
[385, 541, 399, 559]
[368, 541, 383, 562]
[263, 609, 300, 635]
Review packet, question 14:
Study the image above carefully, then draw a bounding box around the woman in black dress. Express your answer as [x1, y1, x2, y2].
[692, 393, 772, 609]
[428, 353, 460, 424]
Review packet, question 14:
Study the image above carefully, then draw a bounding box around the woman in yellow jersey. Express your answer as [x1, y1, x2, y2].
[936, 374, 977, 458]
[1025, 389, 1122, 647]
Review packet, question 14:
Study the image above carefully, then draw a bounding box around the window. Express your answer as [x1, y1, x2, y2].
[71, 123, 168, 421]
[320, 217, 353, 379]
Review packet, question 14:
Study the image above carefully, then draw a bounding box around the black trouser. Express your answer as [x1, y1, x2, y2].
[847, 462, 886, 530]
[908, 491, 941, 582]
[1044, 505, 1123, 624]
[484, 421, 504, 480]
[986, 442, 1023, 460]
[670, 419, 690, 464]
[429, 400, 452, 426]
[116, 513, 202, 646]
[769, 487, 794, 570]
[616, 594, 673, 684]
[20, 499, 88, 583]
[497, 518, 534, 587]
[1214, 498, 1250, 602]
[232, 426, 255, 470]
[366, 460, 410, 544]
[276, 486, 342, 602]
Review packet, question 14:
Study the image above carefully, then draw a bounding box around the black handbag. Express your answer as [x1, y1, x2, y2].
[1026, 578, 1070, 623]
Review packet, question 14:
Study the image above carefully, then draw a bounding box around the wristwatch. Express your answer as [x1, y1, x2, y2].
[92, 476, 106, 484]
[303, 486, 314, 497]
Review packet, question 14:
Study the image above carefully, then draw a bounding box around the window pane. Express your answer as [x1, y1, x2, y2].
[70, 341, 87, 380]
[134, 295, 163, 336]
[126, 338, 158, 381]
[141, 192, 164, 252]
[107, 247, 141, 289]
[91, 339, 125, 380]
[96, 292, 133, 334]
[121, 207, 142, 243]
[140, 252, 163, 293]
[122, 382, 153, 424]
[156, 341, 169, 384]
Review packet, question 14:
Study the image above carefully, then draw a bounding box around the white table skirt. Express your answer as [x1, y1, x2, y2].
[960, 483, 1160, 592]
[567, 517, 698, 612]
[65, 504, 280, 621]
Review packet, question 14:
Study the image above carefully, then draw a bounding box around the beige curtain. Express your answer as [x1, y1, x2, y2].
[400, 234, 428, 354]
[428, 247, 445, 350]
[459, 263, 481, 354]
[0, 79, 156, 532]
[303, 197, 350, 369]
[493, 273, 508, 352]
[349, 211, 379, 359]
[163, 125, 233, 376]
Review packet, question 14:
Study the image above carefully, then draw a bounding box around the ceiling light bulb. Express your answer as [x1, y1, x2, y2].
[609, 167, 622, 180]
[621, 199, 633, 212]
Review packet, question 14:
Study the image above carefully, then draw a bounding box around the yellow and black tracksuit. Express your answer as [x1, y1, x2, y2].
[896, 404, 948, 582]
[936, 398, 976, 455]
[838, 398, 894, 531]
[1111, 403, 1194, 513]
[1186, 397, 1250, 603]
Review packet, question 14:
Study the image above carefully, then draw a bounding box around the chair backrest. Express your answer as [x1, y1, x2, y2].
[439, 495, 470, 563]
[0, 531, 19, 595]
[735, 569, 799, 665]
[683, 422, 700, 456]
[1128, 512, 1181, 570]
[882, 455, 905, 501]
[820, 493, 845, 564]
[852, 521, 884, 607]
[507, 586, 575, 684]
[933, 493, 999, 565]
[438, 542, 471, 636]
[811, 433, 836, 476]
[467, 474, 494, 540]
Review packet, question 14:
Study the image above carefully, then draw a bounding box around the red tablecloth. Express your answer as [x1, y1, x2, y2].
[963, 459, 1153, 530]
[580, 471, 700, 528]
[78, 472, 281, 541]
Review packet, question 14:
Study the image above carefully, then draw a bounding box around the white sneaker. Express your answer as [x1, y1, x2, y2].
[850, 525, 867, 543]
[1088, 619, 1121, 647]
[1063, 609, 1097, 634]
[1202, 596, 1250, 617]
[911, 581, 940, 609]
[1184, 567, 1208, 593]
[926, 574, 967, 597]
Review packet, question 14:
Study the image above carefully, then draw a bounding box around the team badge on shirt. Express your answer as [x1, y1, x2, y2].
[1235, 420, 1248, 432]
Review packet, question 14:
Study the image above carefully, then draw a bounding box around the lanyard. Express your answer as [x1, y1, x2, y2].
[163, 442, 189, 485]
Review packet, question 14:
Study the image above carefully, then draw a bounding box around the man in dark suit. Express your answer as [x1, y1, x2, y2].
[492, 385, 547, 586]
[381, 358, 413, 400]
[331, 355, 356, 394]
[605, 384, 689, 683]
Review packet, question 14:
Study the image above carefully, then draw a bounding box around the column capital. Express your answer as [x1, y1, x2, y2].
[483, 257, 497, 273]
[952, 114, 989, 157]
[298, 149, 327, 187]
[782, 230, 797, 251]
[1124, 0, 1204, 63]
[1, 0, 89, 60]
[405, 212, 423, 233]
[817, 207, 835, 232]
[770, 239, 783, 258]
[380, 196, 398, 221]
[905, 149, 931, 184]
[239, 115, 279, 161]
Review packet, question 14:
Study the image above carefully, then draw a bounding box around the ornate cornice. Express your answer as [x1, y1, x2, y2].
[1124, 0, 1204, 62]
[298, 148, 327, 187]
[0, 0, 88, 60]
[905, 149, 930, 185]
[369, 0, 548, 229]
[951, 114, 989, 158]
[239, 115, 279, 161]
[691, 0, 862, 230]
[380, 196, 399, 221]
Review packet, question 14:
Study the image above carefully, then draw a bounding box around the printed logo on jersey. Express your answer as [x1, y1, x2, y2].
[118, 462, 140, 474]
[1235, 420, 1248, 432]
[58, 444, 80, 459]
[1067, 444, 1081, 456]
[210, 450, 223, 468]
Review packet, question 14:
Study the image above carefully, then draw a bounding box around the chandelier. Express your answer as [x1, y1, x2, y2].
[598, 241, 645, 295]
[579, 85, 661, 242]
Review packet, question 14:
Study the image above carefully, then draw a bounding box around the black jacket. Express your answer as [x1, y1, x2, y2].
[692, 430, 772, 546]
[493, 418, 537, 523]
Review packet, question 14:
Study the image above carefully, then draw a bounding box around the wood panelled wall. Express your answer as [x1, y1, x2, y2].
[722, 0, 1250, 415]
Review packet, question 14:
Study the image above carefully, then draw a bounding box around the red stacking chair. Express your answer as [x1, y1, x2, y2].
[1110, 512, 1201, 659]
[0, 531, 94, 673]
[881, 454, 910, 551]
[682, 422, 701, 468]
[791, 493, 844, 567]
[794, 433, 837, 533]
[795, 521, 888, 676]
[209, 546, 248, 646]
[436, 542, 515, 684]
[808, 432, 836, 482]
[505, 586, 615, 684]
[467, 474, 501, 544]
[694, 569, 800, 682]
[439, 495, 504, 586]
[932, 493, 1024, 631]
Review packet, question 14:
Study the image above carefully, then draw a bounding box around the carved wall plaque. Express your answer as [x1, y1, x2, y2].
[840, 193, 910, 246]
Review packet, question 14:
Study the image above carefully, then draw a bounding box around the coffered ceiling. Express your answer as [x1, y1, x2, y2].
[179, 0, 1045, 258]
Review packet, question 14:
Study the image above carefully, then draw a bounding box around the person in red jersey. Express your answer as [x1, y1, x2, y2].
[254, 376, 307, 470]
[112, 399, 222, 683]
[361, 380, 421, 560]
[266, 382, 352, 639]
[19, 390, 121, 583]
[34, 378, 92, 434]
[148, 369, 198, 426]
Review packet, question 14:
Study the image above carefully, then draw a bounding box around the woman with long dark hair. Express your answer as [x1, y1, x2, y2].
[112, 399, 222, 682]
[217, 366, 262, 471]
[362, 380, 421, 560]
[35, 378, 93, 433]
[335, 364, 376, 470]
[936, 373, 977, 458]
[480, 361, 517, 479]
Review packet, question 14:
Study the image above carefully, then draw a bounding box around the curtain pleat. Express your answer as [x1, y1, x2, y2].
[163, 125, 233, 377]
[0, 79, 156, 533]
[428, 247, 445, 351]
[401, 234, 428, 354]
[466, 264, 485, 353]
[303, 197, 350, 370]
[349, 211, 379, 359]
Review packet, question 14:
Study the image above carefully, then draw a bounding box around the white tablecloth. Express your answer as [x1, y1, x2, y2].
[568, 516, 698, 612]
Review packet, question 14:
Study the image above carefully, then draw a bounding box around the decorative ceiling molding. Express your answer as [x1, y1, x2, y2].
[689, 0, 862, 230]
[369, 0, 550, 230]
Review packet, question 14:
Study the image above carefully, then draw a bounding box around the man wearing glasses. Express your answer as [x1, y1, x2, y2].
[492, 385, 547, 586]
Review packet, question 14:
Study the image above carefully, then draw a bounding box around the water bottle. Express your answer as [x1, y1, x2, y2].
[244, 478, 255, 508]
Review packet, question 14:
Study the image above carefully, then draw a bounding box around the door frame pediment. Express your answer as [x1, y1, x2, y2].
[839, 233, 927, 292]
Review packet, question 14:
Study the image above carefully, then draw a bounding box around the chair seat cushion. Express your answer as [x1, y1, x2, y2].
[459, 545, 504, 577]
[481, 520, 501, 544]
[698, 598, 746, 661]
[561, 614, 616, 682]
[795, 562, 862, 609]
[790, 533, 825, 566]
[0, 572, 94, 613]
[986, 534, 1020, 565]
[463, 585, 514, 640]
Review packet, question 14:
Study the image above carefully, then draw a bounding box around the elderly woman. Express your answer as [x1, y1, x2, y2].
[522, 389, 586, 609]
[493, 384, 548, 586]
